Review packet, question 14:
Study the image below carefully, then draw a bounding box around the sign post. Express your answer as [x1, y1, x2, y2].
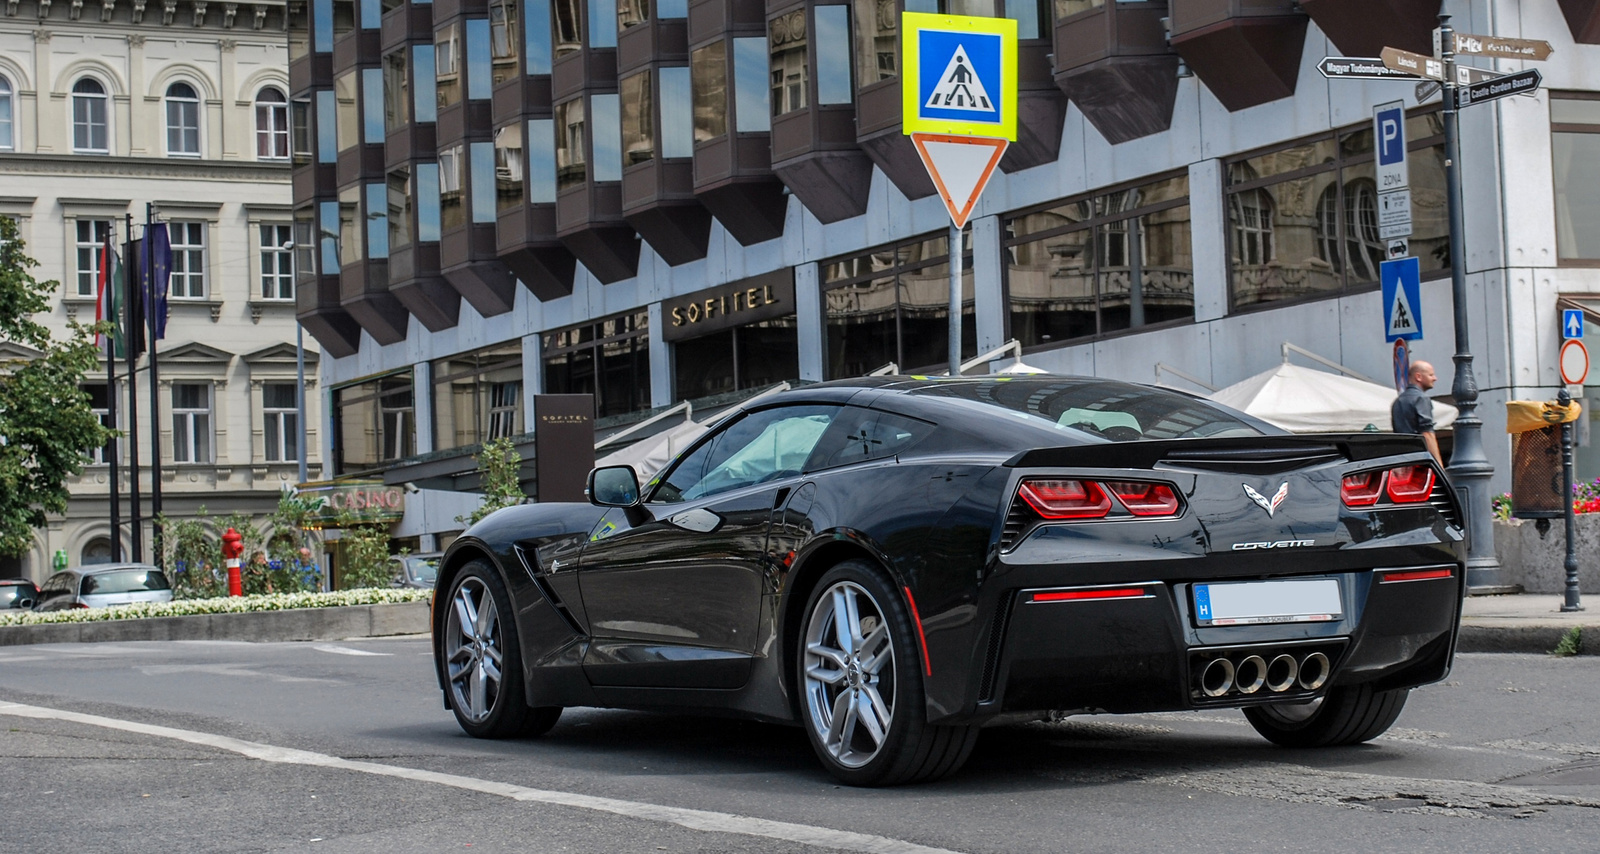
[902, 11, 1016, 377]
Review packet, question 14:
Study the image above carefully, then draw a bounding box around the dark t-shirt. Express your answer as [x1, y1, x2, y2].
[1391, 384, 1435, 434]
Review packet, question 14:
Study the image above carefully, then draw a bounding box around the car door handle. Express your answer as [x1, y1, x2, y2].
[668, 508, 722, 533]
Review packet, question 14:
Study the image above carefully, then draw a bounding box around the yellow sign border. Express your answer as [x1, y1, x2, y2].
[901, 11, 1018, 141]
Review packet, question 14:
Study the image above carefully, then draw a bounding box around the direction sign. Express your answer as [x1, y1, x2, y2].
[910, 133, 1008, 228]
[1564, 309, 1585, 340]
[1382, 256, 1424, 342]
[1318, 57, 1418, 80]
[1381, 47, 1445, 81]
[1448, 32, 1554, 61]
[901, 12, 1018, 140]
[1561, 340, 1590, 385]
[1459, 68, 1543, 106]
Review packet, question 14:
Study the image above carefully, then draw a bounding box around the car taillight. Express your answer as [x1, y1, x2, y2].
[74, 603, 90, 609]
[1018, 479, 1112, 519]
[1106, 481, 1182, 517]
[1341, 471, 1385, 507]
[1385, 465, 1435, 503]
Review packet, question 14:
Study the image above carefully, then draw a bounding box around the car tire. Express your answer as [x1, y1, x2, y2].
[1243, 684, 1408, 748]
[442, 560, 562, 739]
[796, 560, 979, 786]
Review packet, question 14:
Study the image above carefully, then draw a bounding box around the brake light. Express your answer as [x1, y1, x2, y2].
[1106, 481, 1182, 517]
[1341, 471, 1385, 507]
[1018, 479, 1112, 519]
[1385, 465, 1436, 504]
[74, 603, 90, 609]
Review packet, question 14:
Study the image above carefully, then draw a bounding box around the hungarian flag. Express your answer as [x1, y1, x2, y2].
[94, 235, 124, 358]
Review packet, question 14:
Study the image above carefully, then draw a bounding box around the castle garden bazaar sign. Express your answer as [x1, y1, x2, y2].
[297, 480, 406, 525]
[662, 269, 795, 342]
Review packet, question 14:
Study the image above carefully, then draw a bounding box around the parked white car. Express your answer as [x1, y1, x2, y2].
[33, 564, 174, 610]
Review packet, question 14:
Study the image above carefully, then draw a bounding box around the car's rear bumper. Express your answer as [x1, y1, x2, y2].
[963, 562, 1463, 720]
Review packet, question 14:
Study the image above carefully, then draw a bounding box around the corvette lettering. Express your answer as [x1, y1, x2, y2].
[1232, 539, 1317, 551]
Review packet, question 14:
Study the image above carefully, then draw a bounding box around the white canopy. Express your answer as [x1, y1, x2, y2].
[1209, 362, 1458, 434]
[594, 418, 710, 481]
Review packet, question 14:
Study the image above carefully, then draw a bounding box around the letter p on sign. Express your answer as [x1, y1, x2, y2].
[1374, 101, 1408, 191]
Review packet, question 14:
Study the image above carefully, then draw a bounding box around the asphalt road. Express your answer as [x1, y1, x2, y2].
[2, 639, 1597, 854]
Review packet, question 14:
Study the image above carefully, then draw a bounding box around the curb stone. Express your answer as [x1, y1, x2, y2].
[0, 601, 429, 646]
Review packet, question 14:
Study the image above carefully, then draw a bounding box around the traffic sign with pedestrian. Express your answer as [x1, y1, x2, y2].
[1382, 256, 1424, 343]
[901, 12, 1017, 140]
[1564, 309, 1585, 340]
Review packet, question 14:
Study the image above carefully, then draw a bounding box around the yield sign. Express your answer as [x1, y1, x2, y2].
[910, 132, 1008, 228]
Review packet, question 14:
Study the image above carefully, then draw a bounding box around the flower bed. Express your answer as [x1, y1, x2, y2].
[0, 588, 431, 628]
[1494, 477, 1600, 521]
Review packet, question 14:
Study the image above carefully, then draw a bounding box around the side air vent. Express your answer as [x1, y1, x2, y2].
[998, 498, 1033, 552]
[979, 593, 1016, 703]
[1429, 479, 1463, 529]
[1161, 445, 1346, 474]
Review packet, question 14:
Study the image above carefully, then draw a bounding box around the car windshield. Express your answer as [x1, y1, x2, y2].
[909, 379, 1271, 442]
[80, 569, 171, 595]
[406, 557, 439, 584]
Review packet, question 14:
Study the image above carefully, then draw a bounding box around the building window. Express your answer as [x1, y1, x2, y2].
[620, 71, 653, 165]
[172, 383, 213, 464]
[259, 224, 294, 299]
[169, 222, 207, 298]
[1226, 109, 1448, 309]
[1552, 92, 1600, 262]
[72, 78, 109, 153]
[256, 87, 290, 159]
[339, 184, 362, 265]
[294, 207, 317, 279]
[166, 82, 201, 156]
[526, 0, 554, 75]
[555, 99, 586, 188]
[388, 167, 413, 251]
[382, 48, 409, 133]
[553, 0, 580, 57]
[673, 317, 797, 402]
[814, 5, 852, 105]
[0, 74, 14, 150]
[852, 0, 897, 87]
[75, 219, 113, 297]
[432, 342, 523, 450]
[494, 123, 525, 211]
[292, 97, 313, 164]
[822, 233, 975, 378]
[439, 144, 465, 229]
[490, 0, 518, 85]
[333, 373, 416, 474]
[542, 311, 650, 418]
[435, 23, 461, 109]
[732, 37, 770, 133]
[769, 10, 807, 117]
[84, 383, 113, 465]
[336, 71, 359, 153]
[658, 67, 692, 159]
[263, 382, 299, 462]
[1005, 174, 1193, 348]
[691, 41, 727, 141]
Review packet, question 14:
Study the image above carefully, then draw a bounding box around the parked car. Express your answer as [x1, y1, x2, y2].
[33, 564, 174, 611]
[1, 578, 39, 610]
[427, 376, 1467, 785]
[391, 553, 442, 589]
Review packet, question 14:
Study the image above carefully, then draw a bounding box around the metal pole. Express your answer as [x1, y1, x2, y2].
[297, 325, 309, 485]
[1438, 14, 1502, 590]
[145, 205, 163, 565]
[948, 223, 962, 377]
[1559, 388, 1583, 611]
[106, 312, 122, 564]
[123, 213, 143, 563]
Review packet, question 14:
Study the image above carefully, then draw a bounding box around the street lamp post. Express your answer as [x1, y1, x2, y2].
[1437, 14, 1504, 590]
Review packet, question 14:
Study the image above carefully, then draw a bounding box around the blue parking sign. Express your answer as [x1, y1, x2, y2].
[1563, 308, 1585, 340]
[1381, 257, 1423, 343]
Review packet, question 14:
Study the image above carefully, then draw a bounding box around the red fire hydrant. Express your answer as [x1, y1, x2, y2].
[222, 528, 244, 597]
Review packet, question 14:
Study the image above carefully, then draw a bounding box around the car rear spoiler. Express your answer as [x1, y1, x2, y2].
[1004, 434, 1432, 473]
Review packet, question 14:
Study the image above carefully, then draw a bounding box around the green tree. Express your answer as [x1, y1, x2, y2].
[458, 437, 526, 527]
[0, 216, 114, 558]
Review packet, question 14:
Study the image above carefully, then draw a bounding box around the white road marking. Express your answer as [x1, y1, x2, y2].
[312, 644, 393, 657]
[135, 664, 336, 683]
[0, 702, 964, 854]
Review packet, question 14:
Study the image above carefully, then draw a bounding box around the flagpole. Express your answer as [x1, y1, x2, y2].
[145, 205, 163, 564]
[103, 236, 122, 564]
[124, 213, 143, 563]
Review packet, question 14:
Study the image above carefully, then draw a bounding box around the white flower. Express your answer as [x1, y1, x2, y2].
[0, 589, 432, 628]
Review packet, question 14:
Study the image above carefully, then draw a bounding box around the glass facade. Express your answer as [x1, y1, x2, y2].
[333, 373, 417, 473]
[692, 42, 727, 141]
[542, 312, 650, 418]
[822, 234, 975, 378]
[433, 342, 525, 449]
[1552, 92, 1600, 262]
[673, 319, 798, 402]
[1005, 173, 1193, 347]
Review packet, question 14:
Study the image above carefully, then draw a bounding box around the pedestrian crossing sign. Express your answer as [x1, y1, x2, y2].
[1381, 256, 1424, 343]
[901, 12, 1017, 141]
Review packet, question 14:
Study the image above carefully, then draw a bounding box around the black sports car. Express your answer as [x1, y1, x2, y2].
[430, 376, 1465, 785]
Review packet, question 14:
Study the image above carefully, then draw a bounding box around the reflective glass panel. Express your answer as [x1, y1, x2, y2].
[815, 6, 852, 105]
[733, 37, 770, 132]
[556, 98, 586, 188]
[439, 145, 465, 230]
[525, 0, 552, 74]
[554, 0, 581, 56]
[388, 167, 412, 251]
[527, 118, 557, 203]
[339, 184, 361, 265]
[658, 0, 684, 16]
[620, 71, 653, 165]
[436, 24, 461, 108]
[853, 0, 897, 85]
[589, 0, 617, 47]
[618, 0, 646, 30]
[382, 49, 408, 132]
[769, 9, 807, 116]
[591, 93, 622, 182]
[471, 141, 497, 223]
[316, 90, 338, 162]
[362, 67, 385, 143]
[658, 67, 693, 158]
[413, 44, 438, 122]
[335, 71, 359, 153]
[313, 0, 334, 51]
[320, 199, 342, 273]
[467, 19, 493, 99]
[491, 0, 519, 84]
[1555, 131, 1600, 259]
[365, 182, 389, 258]
[494, 124, 524, 212]
[692, 41, 727, 140]
[416, 162, 442, 241]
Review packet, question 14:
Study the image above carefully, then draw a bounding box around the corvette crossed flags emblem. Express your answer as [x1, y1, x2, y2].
[1243, 482, 1290, 517]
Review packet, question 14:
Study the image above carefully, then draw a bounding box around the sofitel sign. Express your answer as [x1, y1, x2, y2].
[662, 269, 795, 342]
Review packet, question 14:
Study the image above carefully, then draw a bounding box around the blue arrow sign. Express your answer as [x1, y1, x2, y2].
[1564, 308, 1585, 340]
[1381, 257, 1423, 343]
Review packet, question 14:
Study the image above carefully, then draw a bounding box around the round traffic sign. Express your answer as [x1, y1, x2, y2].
[1392, 339, 1410, 393]
[1561, 339, 1589, 385]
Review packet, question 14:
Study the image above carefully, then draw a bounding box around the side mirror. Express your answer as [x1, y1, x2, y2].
[587, 465, 642, 508]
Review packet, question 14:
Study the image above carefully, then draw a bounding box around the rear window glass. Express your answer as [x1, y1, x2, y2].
[1, 584, 35, 608]
[910, 380, 1270, 442]
[80, 569, 171, 595]
[406, 557, 439, 584]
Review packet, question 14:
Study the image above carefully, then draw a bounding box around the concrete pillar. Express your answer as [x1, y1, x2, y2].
[218, 39, 238, 160]
[127, 35, 148, 156]
[33, 30, 54, 154]
[970, 214, 1005, 353]
[794, 262, 824, 382]
[521, 332, 542, 428]
[648, 301, 672, 405]
[412, 361, 433, 453]
[1188, 159, 1229, 323]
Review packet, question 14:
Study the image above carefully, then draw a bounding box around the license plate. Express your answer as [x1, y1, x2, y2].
[1193, 579, 1342, 626]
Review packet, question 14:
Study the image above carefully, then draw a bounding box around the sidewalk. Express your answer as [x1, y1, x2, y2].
[1458, 593, 1600, 655]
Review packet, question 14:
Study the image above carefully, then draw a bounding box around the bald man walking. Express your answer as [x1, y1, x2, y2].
[1391, 360, 1443, 465]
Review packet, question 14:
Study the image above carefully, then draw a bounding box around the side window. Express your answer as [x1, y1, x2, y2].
[806, 407, 933, 471]
[649, 405, 839, 504]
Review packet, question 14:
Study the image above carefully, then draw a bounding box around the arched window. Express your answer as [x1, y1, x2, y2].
[72, 78, 109, 153]
[1342, 178, 1383, 283]
[255, 87, 289, 159]
[1314, 184, 1342, 272]
[166, 81, 201, 156]
[1229, 188, 1273, 267]
[81, 537, 114, 565]
[0, 75, 13, 150]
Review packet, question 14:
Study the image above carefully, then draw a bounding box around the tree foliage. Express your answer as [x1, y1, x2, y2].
[0, 216, 114, 557]
[459, 437, 527, 527]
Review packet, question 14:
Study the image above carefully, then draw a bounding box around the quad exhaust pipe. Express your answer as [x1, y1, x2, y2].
[1196, 649, 1333, 698]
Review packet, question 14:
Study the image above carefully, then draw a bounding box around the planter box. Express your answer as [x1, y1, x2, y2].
[1494, 516, 1600, 594]
[0, 601, 429, 647]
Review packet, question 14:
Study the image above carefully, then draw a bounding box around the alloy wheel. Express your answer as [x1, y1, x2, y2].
[803, 580, 896, 769]
[445, 576, 504, 724]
